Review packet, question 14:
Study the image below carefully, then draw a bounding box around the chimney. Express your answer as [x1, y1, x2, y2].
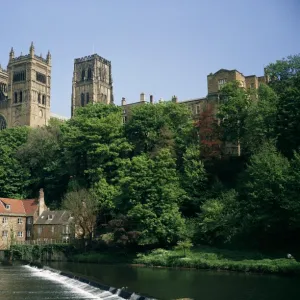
[140, 93, 145, 102]
[38, 188, 45, 216]
[121, 97, 126, 106]
[150, 95, 153, 104]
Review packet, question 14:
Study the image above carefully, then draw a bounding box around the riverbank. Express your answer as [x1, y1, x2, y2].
[69, 246, 300, 276]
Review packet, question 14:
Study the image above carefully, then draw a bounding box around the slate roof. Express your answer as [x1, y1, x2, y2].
[35, 210, 72, 225]
[0, 198, 38, 216]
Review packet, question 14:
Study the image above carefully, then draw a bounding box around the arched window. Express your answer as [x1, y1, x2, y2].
[81, 70, 85, 81]
[0, 115, 7, 131]
[87, 68, 92, 80]
[14, 92, 18, 103]
[86, 93, 89, 104]
[38, 93, 41, 104]
[81, 93, 85, 106]
[19, 91, 23, 103]
[42, 95, 46, 105]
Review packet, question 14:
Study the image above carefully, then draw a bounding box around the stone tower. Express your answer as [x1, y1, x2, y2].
[0, 43, 51, 130]
[71, 54, 113, 116]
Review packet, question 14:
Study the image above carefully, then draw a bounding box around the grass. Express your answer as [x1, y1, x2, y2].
[133, 246, 300, 276]
[67, 245, 300, 276]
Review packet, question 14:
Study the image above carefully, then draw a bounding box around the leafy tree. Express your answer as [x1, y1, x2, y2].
[275, 74, 300, 157]
[243, 84, 278, 155]
[62, 103, 132, 185]
[198, 189, 239, 244]
[238, 143, 290, 247]
[17, 125, 69, 206]
[0, 127, 30, 198]
[122, 149, 186, 246]
[217, 81, 252, 153]
[62, 189, 98, 241]
[124, 102, 196, 162]
[174, 239, 193, 257]
[180, 145, 207, 216]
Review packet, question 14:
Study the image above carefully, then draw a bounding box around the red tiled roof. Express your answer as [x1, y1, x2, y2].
[0, 197, 38, 216]
[22, 199, 38, 216]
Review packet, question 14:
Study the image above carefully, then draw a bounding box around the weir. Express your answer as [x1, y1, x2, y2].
[25, 264, 155, 300]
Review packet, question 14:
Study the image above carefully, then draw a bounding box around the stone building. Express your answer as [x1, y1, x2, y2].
[71, 54, 114, 116]
[33, 210, 73, 243]
[0, 43, 51, 130]
[0, 189, 46, 250]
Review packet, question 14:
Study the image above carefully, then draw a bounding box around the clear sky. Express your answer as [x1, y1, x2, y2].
[0, 0, 299, 117]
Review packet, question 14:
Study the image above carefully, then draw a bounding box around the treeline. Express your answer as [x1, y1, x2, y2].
[0, 54, 299, 251]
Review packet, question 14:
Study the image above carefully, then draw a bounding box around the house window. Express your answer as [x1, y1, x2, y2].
[38, 93, 41, 104]
[48, 214, 53, 220]
[14, 92, 18, 103]
[86, 93, 89, 104]
[87, 68, 92, 80]
[27, 217, 32, 224]
[36, 72, 46, 84]
[81, 93, 85, 106]
[17, 231, 23, 237]
[51, 226, 55, 233]
[250, 83, 255, 88]
[81, 69, 85, 81]
[218, 79, 227, 90]
[2, 217, 8, 223]
[5, 204, 10, 210]
[19, 91, 23, 103]
[42, 95, 46, 105]
[17, 217, 22, 224]
[27, 230, 31, 237]
[2, 231, 8, 237]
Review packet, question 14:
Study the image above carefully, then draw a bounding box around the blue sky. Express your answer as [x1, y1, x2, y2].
[0, 0, 299, 117]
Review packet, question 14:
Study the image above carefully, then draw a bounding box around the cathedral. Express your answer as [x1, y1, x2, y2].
[0, 43, 51, 130]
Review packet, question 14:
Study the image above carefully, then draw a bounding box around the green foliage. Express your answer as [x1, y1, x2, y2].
[217, 81, 251, 145]
[0, 126, 30, 198]
[174, 239, 193, 256]
[198, 189, 240, 244]
[134, 246, 300, 275]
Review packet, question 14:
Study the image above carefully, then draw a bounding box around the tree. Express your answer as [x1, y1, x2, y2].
[180, 145, 207, 216]
[17, 125, 69, 206]
[62, 189, 98, 241]
[0, 127, 30, 198]
[195, 102, 222, 159]
[62, 103, 132, 185]
[243, 84, 278, 155]
[217, 81, 252, 154]
[238, 143, 290, 247]
[275, 74, 300, 157]
[121, 149, 186, 246]
[198, 189, 240, 244]
[124, 102, 196, 162]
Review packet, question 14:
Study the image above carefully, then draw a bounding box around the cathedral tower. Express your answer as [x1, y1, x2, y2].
[71, 54, 113, 116]
[2, 43, 51, 128]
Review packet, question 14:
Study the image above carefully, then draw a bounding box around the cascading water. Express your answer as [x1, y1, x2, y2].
[24, 265, 155, 300]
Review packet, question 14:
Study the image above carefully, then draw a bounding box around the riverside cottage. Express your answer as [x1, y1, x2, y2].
[0, 189, 73, 249]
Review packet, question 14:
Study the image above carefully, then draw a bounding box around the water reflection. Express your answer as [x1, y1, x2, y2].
[49, 262, 300, 300]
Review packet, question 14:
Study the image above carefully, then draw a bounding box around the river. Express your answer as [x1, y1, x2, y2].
[48, 262, 300, 300]
[0, 262, 299, 300]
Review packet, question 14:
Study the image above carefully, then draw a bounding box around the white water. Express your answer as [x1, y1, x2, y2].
[24, 265, 126, 300]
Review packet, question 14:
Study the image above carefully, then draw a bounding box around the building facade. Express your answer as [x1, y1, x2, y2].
[0, 43, 51, 130]
[71, 54, 114, 116]
[0, 189, 46, 250]
[33, 210, 73, 243]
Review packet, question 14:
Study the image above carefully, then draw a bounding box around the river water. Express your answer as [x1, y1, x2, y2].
[48, 262, 300, 300]
[1, 262, 299, 300]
